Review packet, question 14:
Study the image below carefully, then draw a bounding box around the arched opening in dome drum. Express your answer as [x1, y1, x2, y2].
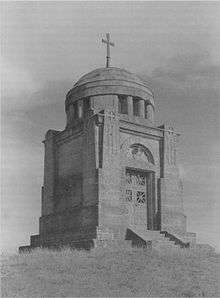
[118, 95, 128, 115]
[144, 103, 154, 121]
[78, 100, 83, 119]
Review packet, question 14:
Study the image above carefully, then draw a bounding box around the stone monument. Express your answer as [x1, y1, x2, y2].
[19, 34, 196, 251]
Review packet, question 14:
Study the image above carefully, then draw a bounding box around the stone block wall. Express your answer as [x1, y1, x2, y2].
[57, 136, 83, 177]
[39, 205, 98, 239]
[55, 135, 83, 210]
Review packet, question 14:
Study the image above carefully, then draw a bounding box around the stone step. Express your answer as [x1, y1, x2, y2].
[153, 239, 176, 245]
[128, 227, 160, 240]
[128, 228, 174, 242]
[127, 227, 186, 250]
[160, 231, 190, 248]
[156, 236, 186, 249]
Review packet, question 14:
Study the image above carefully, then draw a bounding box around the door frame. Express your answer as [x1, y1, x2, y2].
[125, 167, 156, 230]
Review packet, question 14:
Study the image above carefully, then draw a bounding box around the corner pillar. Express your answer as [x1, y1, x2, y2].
[42, 130, 58, 216]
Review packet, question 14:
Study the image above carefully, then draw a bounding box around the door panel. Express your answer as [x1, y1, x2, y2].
[125, 170, 148, 227]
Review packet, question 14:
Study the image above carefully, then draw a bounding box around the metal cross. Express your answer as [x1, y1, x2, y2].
[102, 33, 114, 68]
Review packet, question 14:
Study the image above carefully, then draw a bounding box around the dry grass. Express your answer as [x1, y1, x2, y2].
[1, 245, 220, 297]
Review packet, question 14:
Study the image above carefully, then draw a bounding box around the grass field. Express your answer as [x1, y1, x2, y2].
[1, 244, 220, 297]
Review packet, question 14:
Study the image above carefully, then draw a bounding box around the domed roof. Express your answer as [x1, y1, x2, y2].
[66, 67, 154, 108]
[74, 67, 151, 90]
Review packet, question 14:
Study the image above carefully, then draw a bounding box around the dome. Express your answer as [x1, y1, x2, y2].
[74, 67, 151, 89]
[66, 67, 154, 109]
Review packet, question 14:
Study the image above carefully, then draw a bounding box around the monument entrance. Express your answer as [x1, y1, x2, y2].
[125, 168, 154, 228]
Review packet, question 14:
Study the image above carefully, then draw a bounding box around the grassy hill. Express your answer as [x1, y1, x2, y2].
[1, 244, 220, 297]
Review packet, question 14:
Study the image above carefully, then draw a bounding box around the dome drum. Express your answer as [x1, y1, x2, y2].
[65, 67, 154, 111]
[65, 67, 155, 128]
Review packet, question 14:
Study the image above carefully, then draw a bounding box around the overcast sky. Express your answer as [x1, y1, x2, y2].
[1, 1, 220, 252]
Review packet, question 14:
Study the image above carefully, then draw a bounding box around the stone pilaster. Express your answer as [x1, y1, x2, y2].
[82, 111, 99, 206]
[66, 104, 76, 129]
[98, 95, 124, 239]
[66, 108, 70, 127]
[159, 124, 186, 235]
[139, 99, 145, 118]
[127, 96, 133, 117]
[69, 104, 75, 122]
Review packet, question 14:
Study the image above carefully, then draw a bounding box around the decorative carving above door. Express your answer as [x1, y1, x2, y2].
[127, 143, 154, 164]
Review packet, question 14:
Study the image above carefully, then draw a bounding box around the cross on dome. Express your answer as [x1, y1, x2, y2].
[102, 33, 115, 68]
